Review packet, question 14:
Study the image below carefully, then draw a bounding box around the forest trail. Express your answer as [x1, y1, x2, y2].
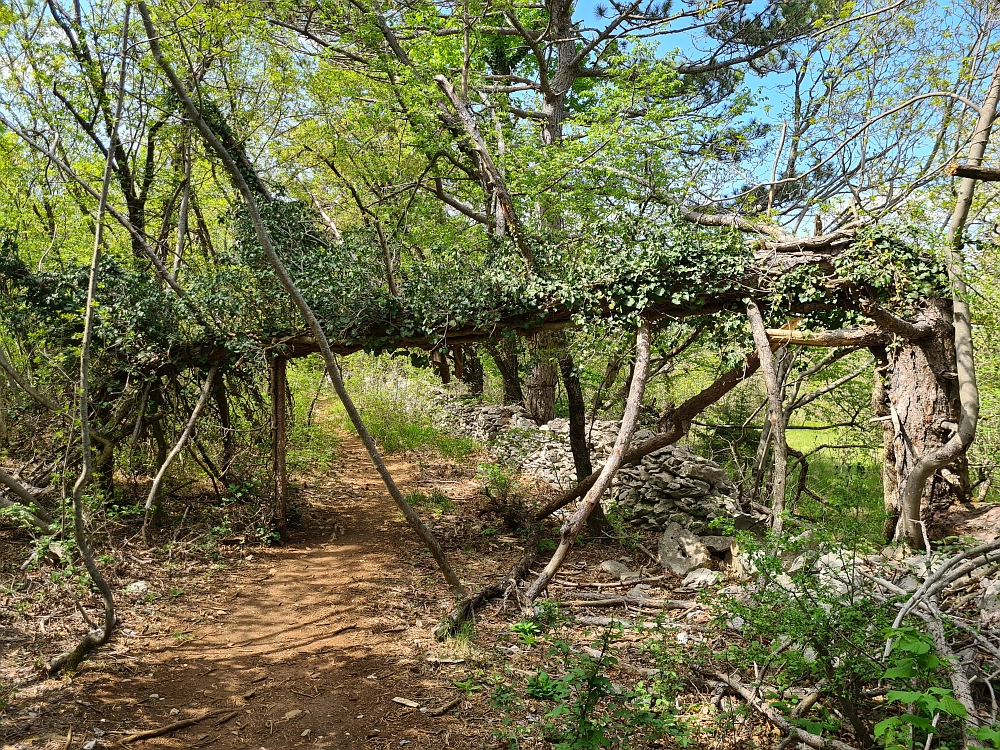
[45, 436, 485, 750]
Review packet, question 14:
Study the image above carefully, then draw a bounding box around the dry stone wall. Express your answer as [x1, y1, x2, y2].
[438, 399, 746, 534]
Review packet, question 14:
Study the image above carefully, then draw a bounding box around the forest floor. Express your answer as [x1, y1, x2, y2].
[10, 431, 996, 749]
[3, 434, 529, 749]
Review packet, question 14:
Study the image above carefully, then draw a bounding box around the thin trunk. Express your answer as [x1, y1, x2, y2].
[560, 354, 609, 534]
[49, 7, 129, 674]
[0, 370, 8, 445]
[536, 342, 775, 521]
[431, 348, 451, 384]
[747, 301, 788, 532]
[170, 144, 190, 282]
[524, 322, 651, 605]
[271, 356, 289, 541]
[896, 59, 1000, 548]
[141, 6, 466, 598]
[458, 345, 484, 396]
[213, 374, 234, 478]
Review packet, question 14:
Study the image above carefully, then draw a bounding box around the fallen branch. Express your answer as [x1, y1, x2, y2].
[711, 672, 860, 750]
[525, 322, 651, 605]
[536, 343, 766, 520]
[557, 597, 697, 608]
[121, 709, 228, 743]
[142, 365, 219, 540]
[426, 696, 464, 717]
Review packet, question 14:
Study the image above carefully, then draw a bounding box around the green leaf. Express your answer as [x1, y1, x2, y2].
[886, 690, 923, 704]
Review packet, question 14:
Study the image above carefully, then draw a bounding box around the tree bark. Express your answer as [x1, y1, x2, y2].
[525, 335, 558, 424]
[747, 302, 789, 531]
[484, 340, 523, 405]
[559, 354, 610, 534]
[884, 301, 966, 542]
[213, 374, 234, 478]
[271, 356, 289, 541]
[524, 321, 651, 605]
[895, 59, 1000, 547]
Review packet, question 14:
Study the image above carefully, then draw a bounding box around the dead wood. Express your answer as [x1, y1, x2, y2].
[536, 343, 766, 520]
[434, 507, 540, 638]
[121, 709, 228, 743]
[711, 672, 860, 750]
[426, 696, 464, 717]
[524, 322, 652, 605]
[557, 597, 698, 608]
[947, 162, 1000, 181]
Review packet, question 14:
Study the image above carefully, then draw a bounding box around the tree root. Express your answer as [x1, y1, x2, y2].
[434, 514, 540, 639]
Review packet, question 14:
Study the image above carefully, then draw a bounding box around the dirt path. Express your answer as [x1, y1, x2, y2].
[22, 436, 491, 750]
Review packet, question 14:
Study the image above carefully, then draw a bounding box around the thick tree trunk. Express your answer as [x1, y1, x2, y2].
[271, 356, 289, 541]
[883, 301, 967, 540]
[526, 334, 559, 424]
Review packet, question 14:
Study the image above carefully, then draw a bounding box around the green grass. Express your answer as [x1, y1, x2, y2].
[406, 489, 455, 515]
[290, 353, 479, 458]
[788, 451, 887, 544]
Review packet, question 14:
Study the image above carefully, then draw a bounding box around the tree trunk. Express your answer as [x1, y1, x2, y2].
[431, 348, 451, 384]
[485, 339, 523, 405]
[458, 345, 484, 396]
[747, 301, 789, 532]
[213, 374, 234, 478]
[559, 354, 610, 534]
[524, 321, 651, 605]
[526, 333, 559, 424]
[271, 356, 289, 541]
[884, 301, 967, 540]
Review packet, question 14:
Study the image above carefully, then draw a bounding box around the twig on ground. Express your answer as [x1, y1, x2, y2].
[557, 597, 697, 608]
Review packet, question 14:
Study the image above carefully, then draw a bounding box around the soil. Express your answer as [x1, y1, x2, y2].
[1, 436, 510, 750]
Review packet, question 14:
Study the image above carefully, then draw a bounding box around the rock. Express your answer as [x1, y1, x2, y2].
[700, 535, 734, 555]
[981, 580, 1000, 628]
[599, 560, 636, 580]
[658, 523, 711, 575]
[897, 575, 920, 593]
[124, 581, 149, 599]
[627, 584, 653, 599]
[682, 568, 720, 589]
